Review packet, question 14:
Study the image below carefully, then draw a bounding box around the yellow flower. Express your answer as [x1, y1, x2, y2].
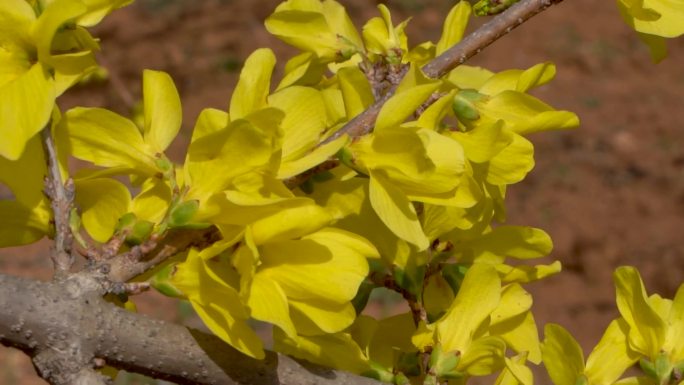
[0, 0, 130, 160]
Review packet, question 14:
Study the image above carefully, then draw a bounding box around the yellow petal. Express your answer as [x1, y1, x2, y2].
[249, 203, 332, 245]
[450, 120, 514, 163]
[290, 298, 357, 335]
[665, 283, 684, 360]
[485, 133, 535, 185]
[447, 65, 494, 90]
[173, 249, 264, 359]
[142, 69, 182, 153]
[479, 91, 580, 135]
[467, 225, 553, 261]
[479, 62, 556, 95]
[229, 48, 275, 120]
[76, 0, 132, 27]
[585, 318, 640, 385]
[375, 80, 441, 133]
[75, 178, 131, 242]
[490, 311, 542, 364]
[368, 170, 429, 250]
[438, 263, 501, 354]
[0, 200, 50, 247]
[457, 336, 506, 376]
[0, 63, 55, 160]
[338, 66, 374, 119]
[617, 0, 684, 38]
[32, 0, 87, 66]
[541, 323, 585, 385]
[248, 274, 296, 337]
[258, 232, 369, 303]
[273, 328, 370, 374]
[0, 135, 47, 207]
[614, 266, 667, 358]
[497, 261, 563, 283]
[130, 177, 172, 224]
[268, 85, 327, 160]
[278, 134, 348, 179]
[435, 1, 471, 56]
[61, 107, 156, 173]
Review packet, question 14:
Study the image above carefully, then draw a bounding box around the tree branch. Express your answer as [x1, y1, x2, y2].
[41, 125, 75, 280]
[322, 0, 564, 144]
[0, 273, 383, 385]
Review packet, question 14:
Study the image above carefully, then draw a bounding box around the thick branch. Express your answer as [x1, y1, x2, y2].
[323, 0, 564, 144]
[0, 273, 384, 385]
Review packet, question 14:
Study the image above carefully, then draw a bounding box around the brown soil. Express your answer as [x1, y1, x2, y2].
[2, 0, 683, 384]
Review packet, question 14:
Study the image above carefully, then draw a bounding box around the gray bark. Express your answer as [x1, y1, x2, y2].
[0, 273, 384, 385]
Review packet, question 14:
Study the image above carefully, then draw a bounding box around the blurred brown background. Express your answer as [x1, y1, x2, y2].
[1, 0, 684, 383]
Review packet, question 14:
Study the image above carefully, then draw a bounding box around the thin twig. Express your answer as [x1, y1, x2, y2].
[322, 0, 564, 144]
[369, 271, 427, 326]
[106, 227, 220, 283]
[41, 125, 75, 280]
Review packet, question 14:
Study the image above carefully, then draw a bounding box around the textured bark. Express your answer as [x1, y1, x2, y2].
[0, 273, 383, 385]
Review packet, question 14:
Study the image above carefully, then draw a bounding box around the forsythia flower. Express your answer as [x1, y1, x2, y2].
[616, 0, 684, 62]
[0, 0, 130, 160]
[59, 69, 182, 178]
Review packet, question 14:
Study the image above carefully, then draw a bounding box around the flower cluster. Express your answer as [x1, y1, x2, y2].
[0, 0, 683, 384]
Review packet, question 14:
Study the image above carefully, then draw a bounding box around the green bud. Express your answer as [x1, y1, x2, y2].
[362, 362, 395, 384]
[154, 157, 174, 174]
[149, 263, 186, 298]
[125, 220, 154, 246]
[452, 89, 487, 122]
[423, 374, 438, 385]
[168, 200, 199, 228]
[429, 343, 460, 378]
[115, 212, 138, 232]
[395, 351, 421, 377]
[655, 353, 674, 385]
[336, 146, 356, 169]
[392, 372, 410, 385]
[641, 358, 658, 379]
[574, 374, 589, 385]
